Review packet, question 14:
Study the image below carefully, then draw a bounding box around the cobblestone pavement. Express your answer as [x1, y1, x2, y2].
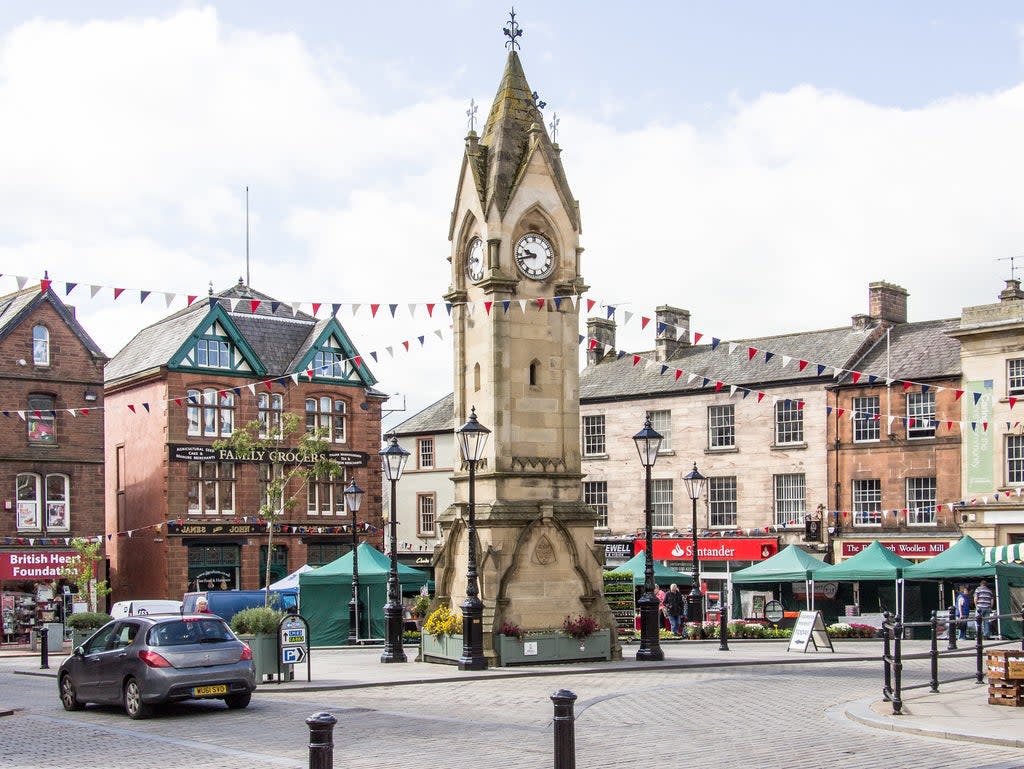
[2, 656, 1023, 769]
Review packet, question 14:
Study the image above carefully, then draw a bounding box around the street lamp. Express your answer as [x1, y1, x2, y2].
[344, 479, 364, 645]
[379, 435, 409, 663]
[682, 463, 707, 628]
[455, 406, 490, 670]
[633, 415, 664, 662]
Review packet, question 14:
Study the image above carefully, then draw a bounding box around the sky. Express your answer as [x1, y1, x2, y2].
[1, 2, 1023, 430]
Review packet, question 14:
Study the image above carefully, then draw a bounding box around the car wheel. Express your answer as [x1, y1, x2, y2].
[224, 691, 252, 710]
[59, 674, 85, 711]
[123, 678, 153, 720]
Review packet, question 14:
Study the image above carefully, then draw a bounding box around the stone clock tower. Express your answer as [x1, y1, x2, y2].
[435, 44, 618, 663]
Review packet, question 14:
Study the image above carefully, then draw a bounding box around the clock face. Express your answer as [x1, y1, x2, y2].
[466, 237, 484, 282]
[514, 233, 555, 279]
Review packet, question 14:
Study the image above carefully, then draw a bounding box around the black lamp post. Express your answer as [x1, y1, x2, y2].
[379, 435, 409, 663]
[344, 480, 364, 645]
[455, 406, 490, 671]
[682, 463, 707, 627]
[633, 415, 664, 662]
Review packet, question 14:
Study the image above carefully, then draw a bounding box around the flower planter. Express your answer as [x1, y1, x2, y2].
[237, 633, 293, 682]
[420, 632, 464, 665]
[497, 629, 611, 666]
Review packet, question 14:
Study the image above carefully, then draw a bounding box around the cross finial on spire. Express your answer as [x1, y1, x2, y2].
[549, 112, 560, 143]
[532, 90, 546, 112]
[466, 98, 478, 132]
[503, 7, 523, 50]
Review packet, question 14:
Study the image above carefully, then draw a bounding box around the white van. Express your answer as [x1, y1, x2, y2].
[110, 599, 183, 618]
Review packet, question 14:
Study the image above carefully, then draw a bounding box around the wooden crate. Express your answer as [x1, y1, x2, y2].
[986, 650, 1024, 682]
[988, 680, 1024, 707]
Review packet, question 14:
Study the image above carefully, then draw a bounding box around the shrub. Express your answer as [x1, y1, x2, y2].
[66, 611, 111, 630]
[424, 605, 462, 638]
[562, 614, 600, 640]
[500, 621, 524, 641]
[230, 607, 284, 635]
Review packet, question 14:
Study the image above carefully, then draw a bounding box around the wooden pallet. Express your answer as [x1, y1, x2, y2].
[988, 680, 1024, 707]
[986, 650, 1024, 681]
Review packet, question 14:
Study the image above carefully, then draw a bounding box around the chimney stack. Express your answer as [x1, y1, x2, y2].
[655, 306, 690, 362]
[1000, 279, 1024, 303]
[868, 281, 908, 324]
[586, 317, 616, 366]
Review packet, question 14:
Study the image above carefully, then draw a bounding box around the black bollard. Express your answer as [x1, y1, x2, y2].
[306, 712, 337, 769]
[928, 610, 939, 693]
[718, 604, 729, 652]
[975, 612, 985, 684]
[947, 605, 957, 651]
[40, 626, 49, 670]
[551, 689, 577, 769]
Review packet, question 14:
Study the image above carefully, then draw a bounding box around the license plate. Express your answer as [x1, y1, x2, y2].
[192, 684, 228, 696]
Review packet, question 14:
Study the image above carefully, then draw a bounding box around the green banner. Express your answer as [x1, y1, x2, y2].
[964, 380, 994, 494]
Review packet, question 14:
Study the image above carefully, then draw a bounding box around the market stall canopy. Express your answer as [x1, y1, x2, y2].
[299, 543, 429, 585]
[732, 544, 827, 584]
[904, 536, 997, 579]
[814, 540, 913, 581]
[608, 552, 691, 587]
[983, 543, 1024, 565]
[269, 564, 314, 591]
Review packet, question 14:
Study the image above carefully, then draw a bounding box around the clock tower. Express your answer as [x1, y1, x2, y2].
[435, 39, 617, 663]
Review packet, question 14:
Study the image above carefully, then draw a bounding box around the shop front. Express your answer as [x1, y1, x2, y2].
[1, 549, 86, 646]
[634, 537, 779, 617]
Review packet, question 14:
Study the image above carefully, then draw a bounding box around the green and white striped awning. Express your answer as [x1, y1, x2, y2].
[983, 543, 1024, 564]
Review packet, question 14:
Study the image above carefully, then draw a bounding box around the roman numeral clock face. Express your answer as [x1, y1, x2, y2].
[514, 233, 555, 280]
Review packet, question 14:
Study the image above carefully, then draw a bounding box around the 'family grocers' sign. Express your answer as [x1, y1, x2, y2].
[169, 444, 369, 466]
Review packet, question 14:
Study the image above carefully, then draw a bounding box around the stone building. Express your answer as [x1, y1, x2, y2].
[103, 281, 387, 602]
[0, 285, 107, 637]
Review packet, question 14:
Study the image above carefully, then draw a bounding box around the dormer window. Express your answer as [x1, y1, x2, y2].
[313, 350, 349, 379]
[32, 326, 49, 366]
[195, 337, 232, 369]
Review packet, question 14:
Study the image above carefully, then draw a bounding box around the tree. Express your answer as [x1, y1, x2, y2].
[60, 538, 111, 612]
[215, 411, 343, 607]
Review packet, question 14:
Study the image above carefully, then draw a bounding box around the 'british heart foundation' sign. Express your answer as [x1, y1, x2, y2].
[634, 538, 777, 561]
[0, 551, 89, 581]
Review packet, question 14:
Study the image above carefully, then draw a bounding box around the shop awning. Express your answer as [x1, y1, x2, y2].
[983, 543, 1024, 564]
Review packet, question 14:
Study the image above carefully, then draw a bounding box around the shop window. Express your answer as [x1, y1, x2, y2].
[27, 394, 56, 444]
[187, 543, 239, 591]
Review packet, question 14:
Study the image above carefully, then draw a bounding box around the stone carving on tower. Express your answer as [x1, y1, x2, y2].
[433, 16, 618, 663]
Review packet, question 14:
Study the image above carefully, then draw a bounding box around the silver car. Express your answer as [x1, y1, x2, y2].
[58, 614, 256, 719]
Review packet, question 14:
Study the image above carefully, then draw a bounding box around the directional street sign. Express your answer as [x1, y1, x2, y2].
[281, 645, 306, 665]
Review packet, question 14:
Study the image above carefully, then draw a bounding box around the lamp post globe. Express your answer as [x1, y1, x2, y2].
[682, 463, 707, 628]
[379, 435, 409, 663]
[456, 407, 490, 671]
[344, 480, 364, 645]
[633, 416, 664, 662]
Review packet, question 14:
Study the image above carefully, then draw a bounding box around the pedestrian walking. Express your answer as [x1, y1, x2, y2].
[954, 585, 970, 639]
[664, 584, 686, 636]
[655, 585, 667, 629]
[973, 579, 995, 639]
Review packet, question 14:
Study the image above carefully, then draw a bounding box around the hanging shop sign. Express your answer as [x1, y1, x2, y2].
[634, 538, 777, 561]
[0, 551, 87, 581]
[841, 541, 950, 558]
[169, 444, 369, 466]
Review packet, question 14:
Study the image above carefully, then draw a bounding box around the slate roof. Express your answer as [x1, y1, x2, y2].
[843, 318, 961, 383]
[0, 286, 106, 359]
[581, 324, 880, 401]
[391, 393, 455, 436]
[105, 282, 373, 385]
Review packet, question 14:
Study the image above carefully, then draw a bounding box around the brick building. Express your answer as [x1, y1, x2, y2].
[0, 286, 107, 642]
[103, 281, 387, 602]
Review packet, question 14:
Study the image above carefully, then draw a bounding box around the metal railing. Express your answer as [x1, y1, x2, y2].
[881, 608, 1024, 715]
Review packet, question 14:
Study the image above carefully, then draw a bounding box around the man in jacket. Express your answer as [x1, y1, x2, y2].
[664, 584, 687, 636]
[973, 579, 995, 639]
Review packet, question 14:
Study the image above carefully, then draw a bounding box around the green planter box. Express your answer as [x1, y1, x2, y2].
[420, 632, 464, 665]
[71, 628, 97, 650]
[238, 633, 293, 682]
[498, 629, 611, 666]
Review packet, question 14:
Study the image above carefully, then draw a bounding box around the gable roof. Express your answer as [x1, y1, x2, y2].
[840, 318, 961, 383]
[581, 323, 878, 401]
[0, 286, 106, 359]
[391, 392, 455, 436]
[105, 282, 377, 388]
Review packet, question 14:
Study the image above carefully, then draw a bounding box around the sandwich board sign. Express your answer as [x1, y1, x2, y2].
[787, 610, 834, 653]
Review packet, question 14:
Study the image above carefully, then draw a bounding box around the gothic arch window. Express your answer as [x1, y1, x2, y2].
[529, 359, 541, 387]
[473, 362, 481, 392]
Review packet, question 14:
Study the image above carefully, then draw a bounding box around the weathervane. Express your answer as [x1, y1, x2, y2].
[549, 112, 560, 143]
[532, 90, 546, 111]
[503, 8, 523, 50]
[466, 98, 478, 133]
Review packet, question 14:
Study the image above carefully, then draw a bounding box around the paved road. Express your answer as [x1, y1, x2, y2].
[2, 656, 1023, 769]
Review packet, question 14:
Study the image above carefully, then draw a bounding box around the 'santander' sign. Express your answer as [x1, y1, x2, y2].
[0, 551, 88, 581]
[634, 538, 777, 561]
[169, 444, 369, 466]
[841, 541, 950, 558]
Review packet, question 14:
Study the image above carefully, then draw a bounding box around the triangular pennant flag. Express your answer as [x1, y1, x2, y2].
[606, 305, 616, 319]
[311, 302, 321, 316]
[331, 303, 342, 316]
[229, 298, 241, 311]
[371, 304, 380, 317]
[445, 303, 453, 316]
[851, 371, 861, 384]
[518, 299, 527, 313]
[741, 388, 750, 399]
[955, 389, 964, 400]
[536, 298, 545, 309]
[781, 356, 791, 368]
[710, 338, 721, 350]
[693, 332, 703, 344]
[728, 342, 738, 355]
[370, 351, 379, 362]
[291, 373, 300, 384]
[127, 404, 136, 413]
[142, 403, 150, 413]
[81, 408, 89, 416]
[826, 406, 833, 416]
[484, 301, 493, 315]
[418, 335, 425, 346]
[249, 300, 260, 313]
[616, 351, 627, 360]
[715, 381, 724, 392]
[983, 421, 989, 431]
[729, 385, 737, 396]
[140, 290, 151, 304]
[503, 300, 512, 314]
[67, 409, 77, 417]
[408, 303, 417, 317]
[764, 352, 774, 364]
[385, 345, 394, 358]
[186, 295, 197, 306]
[113, 287, 125, 300]
[306, 368, 314, 380]
[837, 408, 845, 419]
[641, 316, 651, 330]
[402, 341, 410, 352]
[16, 276, 28, 289]
[586, 298, 596, 312]
[748, 347, 757, 360]
[798, 360, 808, 371]
[246, 383, 257, 395]
[389, 304, 398, 317]
[174, 398, 182, 407]
[816, 365, 826, 376]
[632, 355, 641, 367]
[921, 384, 930, 394]
[270, 301, 280, 314]
[554, 297, 563, 310]
[902, 381, 912, 392]
[40, 278, 52, 292]
[65, 282, 77, 295]
[426, 303, 435, 317]
[660, 365, 669, 376]
[353, 356, 362, 368]
[756, 392, 765, 403]
[164, 292, 176, 307]
[675, 370, 683, 381]
[657, 322, 667, 335]
[701, 378, 710, 387]
[868, 375, 878, 384]
[973, 392, 982, 404]
[578, 335, 585, 346]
